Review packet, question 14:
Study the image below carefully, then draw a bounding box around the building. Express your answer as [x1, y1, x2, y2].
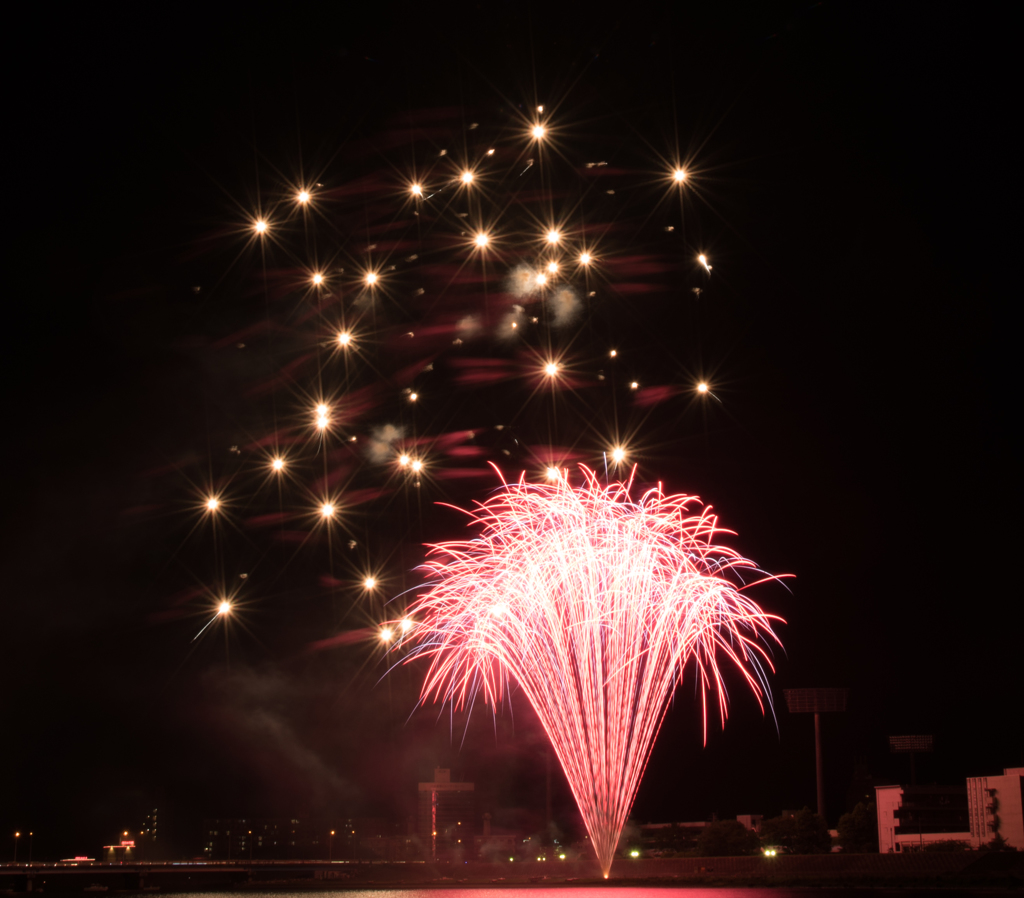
[101, 840, 136, 863]
[875, 784, 970, 852]
[202, 818, 326, 859]
[877, 767, 1024, 853]
[966, 767, 1024, 849]
[143, 807, 159, 845]
[473, 812, 517, 860]
[417, 767, 475, 858]
[736, 814, 764, 832]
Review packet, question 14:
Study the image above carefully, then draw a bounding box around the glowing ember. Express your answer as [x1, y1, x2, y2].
[397, 469, 783, 877]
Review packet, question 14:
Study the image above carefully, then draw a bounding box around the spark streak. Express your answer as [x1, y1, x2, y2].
[396, 469, 783, 878]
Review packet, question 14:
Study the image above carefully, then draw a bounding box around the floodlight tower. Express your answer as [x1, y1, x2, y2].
[784, 688, 849, 823]
[889, 734, 933, 786]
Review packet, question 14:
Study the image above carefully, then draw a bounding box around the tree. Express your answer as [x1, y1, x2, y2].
[760, 808, 832, 854]
[696, 820, 761, 857]
[981, 833, 1014, 852]
[837, 802, 878, 853]
[922, 839, 969, 852]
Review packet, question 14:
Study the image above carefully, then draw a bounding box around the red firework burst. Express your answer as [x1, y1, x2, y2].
[394, 466, 785, 877]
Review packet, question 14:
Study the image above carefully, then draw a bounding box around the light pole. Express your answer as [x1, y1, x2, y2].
[329, 831, 335, 862]
[13, 832, 19, 864]
[248, 831, 253, 864]
[29, 832, 33, 865]
[783, 688, 849, 824]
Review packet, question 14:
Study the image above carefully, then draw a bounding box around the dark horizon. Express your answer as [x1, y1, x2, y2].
[2, 1, 1017, 863]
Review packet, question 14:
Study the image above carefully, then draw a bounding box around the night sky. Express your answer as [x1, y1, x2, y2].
[3, 2, 1017, 862]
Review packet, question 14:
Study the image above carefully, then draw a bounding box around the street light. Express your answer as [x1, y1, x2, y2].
[329, 830, 335, 862]
[13, 832, 19, 864]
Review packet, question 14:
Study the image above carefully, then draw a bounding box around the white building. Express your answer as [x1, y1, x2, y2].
[876, 767, 1024, 852]
[874, 784, 970, 853]
[966, 767, 1024, 849]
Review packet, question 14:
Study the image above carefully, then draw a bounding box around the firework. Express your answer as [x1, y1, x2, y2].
[395, 467, 784, 876]
[169, 96, 776, 850]
[175, 104, 721, 626]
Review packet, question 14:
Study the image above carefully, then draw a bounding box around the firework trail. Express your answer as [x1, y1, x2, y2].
[394, 466, 784, 876]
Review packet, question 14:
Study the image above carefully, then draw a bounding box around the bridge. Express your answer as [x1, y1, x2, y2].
[0, 859, 398, 893]
[2, 852, 1020, 892]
